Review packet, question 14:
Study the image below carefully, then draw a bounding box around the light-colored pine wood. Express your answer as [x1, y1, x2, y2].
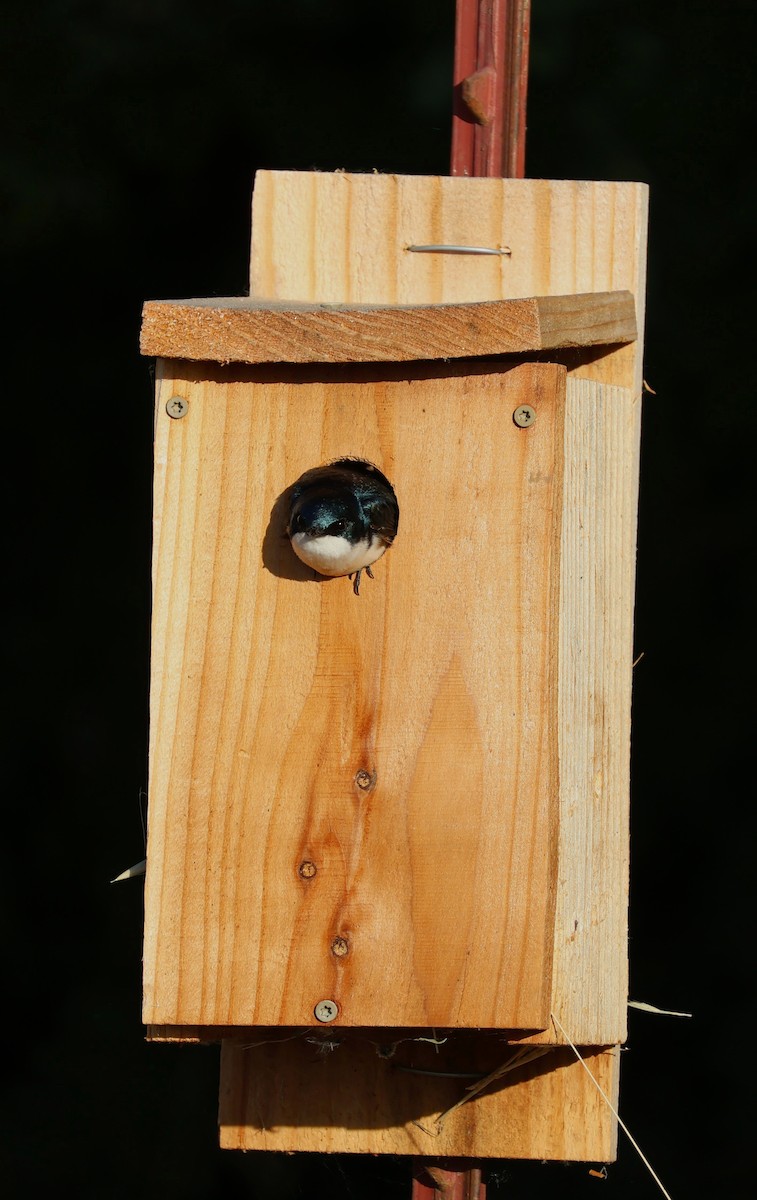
[525, 376, 640, 1046]
[205, 172, 648, 1159]
[144, 358, 564, 1029]
[245, 171, 647, 1047]
[219, 1035, 619, 1160]
[250, 172, 647, 390]
[143, 172, 646, 1159]
[139, 291, 636, 365]
[182, 377, 642, 1049]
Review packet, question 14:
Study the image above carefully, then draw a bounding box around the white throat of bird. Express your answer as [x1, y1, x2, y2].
[290, 532, 387, 577]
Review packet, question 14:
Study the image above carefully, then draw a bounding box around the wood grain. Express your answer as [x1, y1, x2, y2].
[250, 172, 648, 390]
[244, 171, 647, 1047]
[218, 1034, 619, 1160]
[143, 172, 647, 1158]
[206, 172, 649, 1157]
[143, 359, 564, 1030]
[527, 376, 640, 1046]
[139, 291, 636, 365]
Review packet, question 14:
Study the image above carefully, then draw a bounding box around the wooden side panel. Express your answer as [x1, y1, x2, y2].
[144, 359, 564, 1030]
[250, 173, 648, 390]
[219, 1036, 618, 1160]
[528, 377, 640, 1046]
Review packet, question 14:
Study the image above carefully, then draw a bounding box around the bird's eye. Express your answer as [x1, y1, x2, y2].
[327, 519, 347, 534]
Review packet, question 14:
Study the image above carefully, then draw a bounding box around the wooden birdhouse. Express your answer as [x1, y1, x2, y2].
[141, 170, 647, 1162]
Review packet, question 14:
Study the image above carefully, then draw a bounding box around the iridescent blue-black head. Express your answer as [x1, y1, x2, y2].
[288, 489, 366, 542]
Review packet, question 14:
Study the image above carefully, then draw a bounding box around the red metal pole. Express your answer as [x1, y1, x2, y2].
[451, 0, 531, 178]
[412, 1159, 487, 1200]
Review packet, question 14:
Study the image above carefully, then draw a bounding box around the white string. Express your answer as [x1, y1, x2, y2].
[550, 1012, 674, 1200]
[628, 1000, 692, 1018]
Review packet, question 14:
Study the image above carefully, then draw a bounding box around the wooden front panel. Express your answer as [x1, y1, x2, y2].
[143, 359, 564, 1029]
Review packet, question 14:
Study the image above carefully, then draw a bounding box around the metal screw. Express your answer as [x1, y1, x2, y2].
[298, 860, 317, 879]
[331, 936, 349, 958]
[355, 769, 375, 791]
[314, 999, 339, 1023]
[166, 396, 188, 419]
[513, 404, 536, 428]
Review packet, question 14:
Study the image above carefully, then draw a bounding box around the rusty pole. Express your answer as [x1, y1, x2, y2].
[451, 0, 531, 178]
[410, 5, 532, 1198]
[411, 1159, 488, 1200]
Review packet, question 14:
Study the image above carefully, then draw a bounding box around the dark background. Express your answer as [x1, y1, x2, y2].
[2, 0, 753, 1196]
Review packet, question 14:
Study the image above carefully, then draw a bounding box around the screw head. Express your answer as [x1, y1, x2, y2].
[166, 396, 189, 419]
[314, 999, 339, 1023]
[513, 404, 536, 428]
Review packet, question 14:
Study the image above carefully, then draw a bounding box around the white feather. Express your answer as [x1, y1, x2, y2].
[291, 532, 387, 577]
[111, 859, 147, 883]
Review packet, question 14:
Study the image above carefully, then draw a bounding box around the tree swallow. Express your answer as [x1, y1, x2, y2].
[287, 457, 399, 595]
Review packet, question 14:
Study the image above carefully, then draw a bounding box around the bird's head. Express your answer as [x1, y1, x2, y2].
[288, 490, 367, 544]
